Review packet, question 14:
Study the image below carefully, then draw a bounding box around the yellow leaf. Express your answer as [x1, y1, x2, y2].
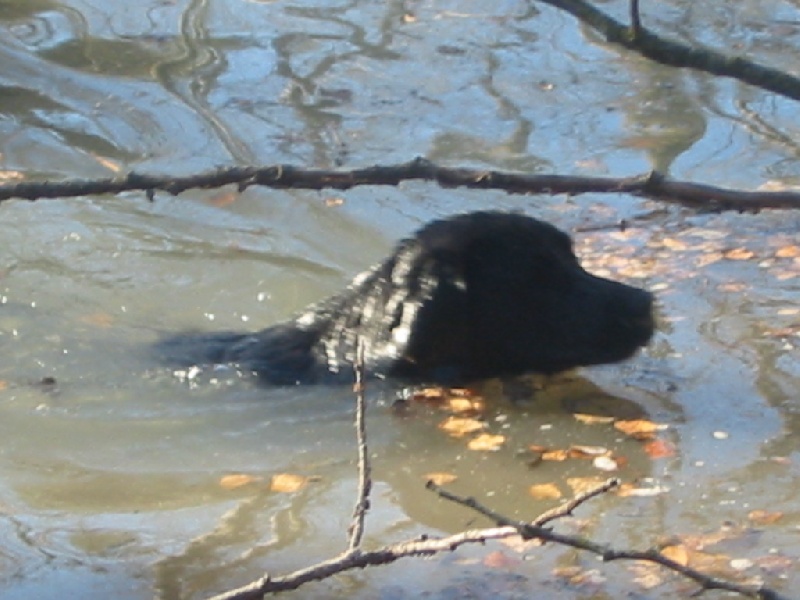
[467, 433, 505, 451]
[775, 245, 800, 258]
[747, 509, 783, 525]
[566, 476, 607, 496]
[425, 472, 458, 486]
[438, 416, 485, 437]
[528, 483, 562, 500]
[661, 238, 688, 250]
[219, 473, 261, 490]
[724, 247, 754, 260]
[661, 544, 690, 566]
[270, 473, 309, 493]
[614, 419, 668, 440]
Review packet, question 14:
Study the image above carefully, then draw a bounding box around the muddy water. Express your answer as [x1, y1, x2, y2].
[0, 1, 799, 598]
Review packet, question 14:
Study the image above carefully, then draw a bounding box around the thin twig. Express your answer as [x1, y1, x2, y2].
[347, 339, 371, 551]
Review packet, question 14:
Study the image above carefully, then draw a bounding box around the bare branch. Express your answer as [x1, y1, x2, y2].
[428, 482, 789, 600]
[2, 159, 799, 212]
[536, 0, 800, 102]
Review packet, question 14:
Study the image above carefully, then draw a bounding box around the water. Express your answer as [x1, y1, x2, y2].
[0, 1, 798, 598]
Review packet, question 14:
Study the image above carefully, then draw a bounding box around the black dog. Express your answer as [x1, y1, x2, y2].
[158, 212, 654, 385]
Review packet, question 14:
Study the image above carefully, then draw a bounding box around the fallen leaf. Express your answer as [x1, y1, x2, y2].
[662, 238, 688, 251]
[541, 449, 570, 461]
[0, 380, 7, 391]
[425, 472, 458, 486]
[568, 445, 610, 458]
[483, 550, 519, 569]
[747, 509, 783, 525]
[0, 170, 24, 182]
[566, 476, 607, 496]
[695, 251, 724, 267]
[614, 419, 668, 440]
[467, 433, 505, 451]
[220, 473, 261, 490]
[661, 544, 690, 566]
[528, 444, 550, 453]
[528, 483, 562, 500]
[643, 438, 677, 459]
[208, 190, 238, 207]
[724, 247, 755, 260]
[574, 413, 615, 425]
[775, 245, 800, 258]
[324, 197, 345, 207]
[80, 312, 114, 328]
[270, 473, 309, 493]
[717, 282, 747, 293]
[438, 416, 486, 437]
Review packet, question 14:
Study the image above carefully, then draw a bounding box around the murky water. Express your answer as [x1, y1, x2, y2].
[0, 1, 799, 598]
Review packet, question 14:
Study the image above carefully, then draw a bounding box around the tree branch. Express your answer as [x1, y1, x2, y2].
[536, 0, 800, 102]
[2, 159, 799, 212]
[427, 482, 790, 600]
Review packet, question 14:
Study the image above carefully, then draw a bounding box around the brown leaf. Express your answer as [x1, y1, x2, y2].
[643, 438, 677, 459]
[219, 473, 261, 490]
[425, 472, 458, 486]
[747, 509, 783, 526]
[324, 197, 345, 207]
[438, 416, 486, 437]
[724, 247, 755, 261]
[528, 483, 562, 500]
[270, 473, 309, 493]
[568, 445, 610, 458]
[614, 419, 668, 440]
[541, 449, 570, 461]
[483, 550, 520, 569]
[208, 190, 238, 207]
[467, 433, 505, 451]
[0, 380, 7, 391]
